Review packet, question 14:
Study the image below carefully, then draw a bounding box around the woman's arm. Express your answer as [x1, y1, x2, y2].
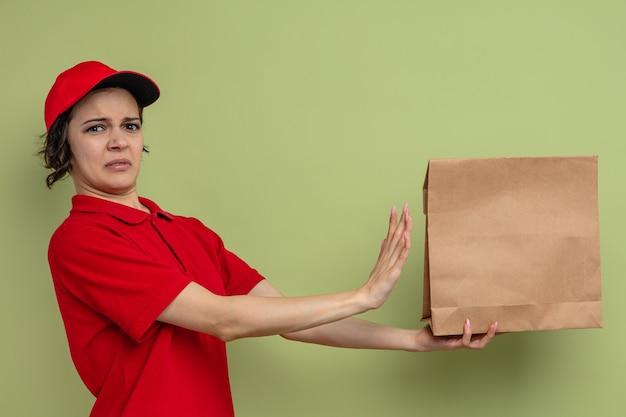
[249, 280, 498, 352]
[158, 205, 413, 342]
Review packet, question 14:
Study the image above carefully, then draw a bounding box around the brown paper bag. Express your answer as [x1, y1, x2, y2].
[421, 156, 602, 336]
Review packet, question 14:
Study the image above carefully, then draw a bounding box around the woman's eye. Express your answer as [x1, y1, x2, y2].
[86, 125, 104, 132]
[125, 123, 141, 131]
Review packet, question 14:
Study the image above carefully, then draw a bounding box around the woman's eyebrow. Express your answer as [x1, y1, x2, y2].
[80, 116, 141, 126]
[80, 117, 109, 126]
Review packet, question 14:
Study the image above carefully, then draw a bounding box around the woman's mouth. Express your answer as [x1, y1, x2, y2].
[105, 159, 132, 170]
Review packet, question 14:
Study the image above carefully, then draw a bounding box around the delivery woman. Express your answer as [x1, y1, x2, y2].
[41, 61, 497, 417]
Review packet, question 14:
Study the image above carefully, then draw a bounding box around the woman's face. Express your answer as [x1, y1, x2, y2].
[67, 88, 144, 199]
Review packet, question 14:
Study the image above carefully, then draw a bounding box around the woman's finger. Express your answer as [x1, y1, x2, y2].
[462, 320, 498, 350]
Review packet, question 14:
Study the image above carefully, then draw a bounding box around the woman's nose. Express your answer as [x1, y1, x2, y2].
[107, 131, 128, 150]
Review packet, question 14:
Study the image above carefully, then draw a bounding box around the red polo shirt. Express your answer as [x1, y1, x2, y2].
[48, 195, 264, 417]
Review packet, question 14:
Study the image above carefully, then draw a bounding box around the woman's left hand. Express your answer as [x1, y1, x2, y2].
[412, 320, 498, 352]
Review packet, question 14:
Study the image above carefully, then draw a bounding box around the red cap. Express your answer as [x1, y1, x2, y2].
[44, 61, 160, 130]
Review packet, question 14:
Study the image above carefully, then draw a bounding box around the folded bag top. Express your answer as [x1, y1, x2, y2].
[421, 156, 602, 336]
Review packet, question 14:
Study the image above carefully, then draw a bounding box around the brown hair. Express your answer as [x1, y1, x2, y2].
[39, 110, 73, 188]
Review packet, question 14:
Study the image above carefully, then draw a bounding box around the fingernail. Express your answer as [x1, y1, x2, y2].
[494, 321, 499, 332]
[391, 205, 397, 215]
[465, 318, 470, 328]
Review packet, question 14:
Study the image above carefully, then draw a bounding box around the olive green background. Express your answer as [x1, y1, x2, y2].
[1, 1, 624, 416]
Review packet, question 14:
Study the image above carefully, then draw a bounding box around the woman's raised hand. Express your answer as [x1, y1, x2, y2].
[360, 204, 413, 310]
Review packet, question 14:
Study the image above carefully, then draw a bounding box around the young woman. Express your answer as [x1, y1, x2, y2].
[41, 61, 497, 417]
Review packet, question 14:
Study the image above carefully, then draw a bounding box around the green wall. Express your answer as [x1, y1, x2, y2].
[1, 1, 624, 416]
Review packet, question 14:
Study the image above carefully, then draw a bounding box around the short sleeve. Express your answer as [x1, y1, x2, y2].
[184, 218, 265, 296]
[49, 224, 192, 342]
[220, 246, 265, 295]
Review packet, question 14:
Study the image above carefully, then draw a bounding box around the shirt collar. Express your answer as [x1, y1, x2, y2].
[70, 195, 175, 224]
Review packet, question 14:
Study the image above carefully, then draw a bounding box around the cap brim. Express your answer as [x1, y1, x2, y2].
[93, 72, 160, 107]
